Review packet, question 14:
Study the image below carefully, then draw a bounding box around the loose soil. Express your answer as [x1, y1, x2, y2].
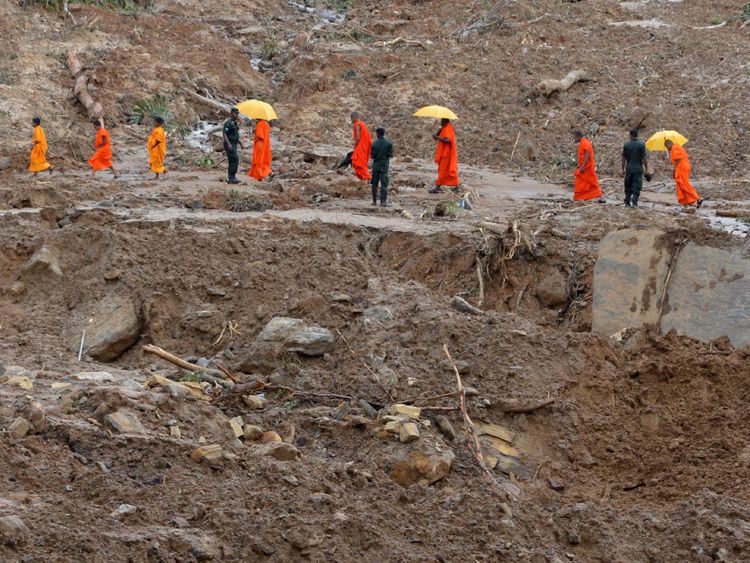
[1, 1, 749, 562]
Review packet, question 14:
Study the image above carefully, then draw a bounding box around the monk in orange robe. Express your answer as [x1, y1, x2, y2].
[29, 117, 53, 174]
[665, 139, 703, 208]
[248, 119, 272, 181]
[350, 112, 372, 181]
[147, 116, 166, 179]
[573, 131, 604, 202]
[88, 118, 118, 178]
[430, 118, 459, 192]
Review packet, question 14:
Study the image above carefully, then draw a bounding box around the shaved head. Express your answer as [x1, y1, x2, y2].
[665, 139, 673, 149]
[573, 130, 584, 140]
[350, 112, 360, 121]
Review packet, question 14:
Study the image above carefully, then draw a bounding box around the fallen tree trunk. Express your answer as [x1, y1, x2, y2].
[66, 50, 103, 118]
[535, 69, 590, 97]
[183, 90, 234, 116]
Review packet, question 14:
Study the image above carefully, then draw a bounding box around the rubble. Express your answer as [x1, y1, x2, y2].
[73, 296, 142, 361]
[105, 411, 146, 434]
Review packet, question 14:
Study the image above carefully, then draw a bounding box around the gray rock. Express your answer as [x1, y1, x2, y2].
[434, 415, 456, 441]
[110, 503, 137, 519]
[22, 245, 63, 278]
[377, 365, 399, 390]
[106, 411, 146, 434]
[0, 157, 11, 170]
[241, 318, 335, 369]
[74, 296, 141, 361]
[256, 442, 301, 461]
[0, 515, 30, 547]
[450, 296, 483, 315]
[357, 399, 378, 419]
[536, 270, 568, 308]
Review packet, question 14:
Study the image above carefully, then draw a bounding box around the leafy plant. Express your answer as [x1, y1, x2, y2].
[260, 33, 280, 61]
[131, 95, 186, 135]
[708, 16, 723, 25]
[322, 0, 352, 13]
[195, 155, 214, 168]
[181, 372, 202, 383]
[743, 3, 750, 22]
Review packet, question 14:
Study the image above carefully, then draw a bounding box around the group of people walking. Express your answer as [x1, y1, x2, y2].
[26, 113, 702, 210]
[573, 129, 703, 209]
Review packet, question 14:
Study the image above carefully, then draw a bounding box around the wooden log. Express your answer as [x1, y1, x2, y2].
[183, 90, 233, 116]
[66, 50, 103, 119]
[142, 344, 231, 388]
[535, 69, 591, 97]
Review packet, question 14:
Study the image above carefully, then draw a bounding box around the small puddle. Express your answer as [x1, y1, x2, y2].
[707, 215, 750, 238]
[185, 121, 220, 153]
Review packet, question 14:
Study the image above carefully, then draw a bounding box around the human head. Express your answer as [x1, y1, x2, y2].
[93, 118, 102, 128]
[230, 107, 239, 120]
[154, 116, 164, 126]
[573, 130, 584, 141]
[441, 118, 450, 127]
[32, 117, 41, 126]
[376, 127, 385, 138]
[664, 139, 673, 151]
[630, 128, 639, 139]
[350, 111, 360, 123]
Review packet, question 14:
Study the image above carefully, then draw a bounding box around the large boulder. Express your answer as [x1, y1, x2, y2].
[72, 296, 142, 361]
[390, 447, 455, 487]
[239, 317, 335, 373]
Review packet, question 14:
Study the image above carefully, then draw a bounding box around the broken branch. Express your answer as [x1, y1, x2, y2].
[66, 51, 103, 119]
[493, 398, 555, 413]
[535, 69, 591, 97]
[142, 344, 231, 388]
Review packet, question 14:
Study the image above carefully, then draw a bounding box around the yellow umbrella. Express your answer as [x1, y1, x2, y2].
[236, 99, 278, 121]
[413, 105, 459, 120]
[646, 130, 688, 152]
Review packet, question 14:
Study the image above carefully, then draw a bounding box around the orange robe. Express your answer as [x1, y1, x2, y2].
[29, 125, 51, 172]
[148, 126, 166, 174]
[248, 120, 272, 181]
[670, 144, 700, 205]
[351, 120, 372, 181]
[88, 127, 113, 171]
[574, 138, 603, 201]
[435, 123, 459, 186]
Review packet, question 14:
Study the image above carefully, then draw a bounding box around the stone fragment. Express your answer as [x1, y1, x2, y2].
[357, 399, 378, 419]
[22, 245, 63, 277]
[257, 317, 335, 356]
[390, 404, 421, 419]
[242, 395, 266, 410]
[258, 442, 301, 461]
[0, 515, 30, 547]
[244, 425, 263, 440]
[536, 270, 568, 307]
[3, 376, 33, 390]
[261, 431, 282, 443]
[464, 386, 479, 397]
[8, 417, 30, 439]
[170, 425, 182, 439]
[549, 478, 566, 491]
[399, 422, 420, 443]
[105, 411, 145, 434]
[434, 416, 456, 441]
[377, 365, 399, 389]
[28, 401, 45, 433]
[474, 421, 515, 443]
[73, 371, 114, 382]
[110, 504, 137, 519]
[384, 420, 402, 433]
[450, 296, 483, 315]
[390, 448, 455, 487]
[74, 296, 142, 361]
[191, 445, 223, 463]
[229, 417, 244, 439]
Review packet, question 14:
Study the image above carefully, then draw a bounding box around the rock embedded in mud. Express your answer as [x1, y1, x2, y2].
[399, 422, 420, 443]
[241, 318, 335, 371]
[434, 416, 456, 441]
[242, 394, 266, 410]
[261, 431, 282, 443]
[106, 411, 146, 434]
[22, 245, 63, 278]
[191, 444, 223, 463]
[110, 504, 137, 519]
[548, 478, 566, 491]
[257, 442, 301, 461]
[535, 271, 568, 308]
[0, 515, 30, 547]
[390, 448, 455, 487]
[8, 417, 31, 439]
[244, 425, 263, 440]
[74, 296, 142, 361]
[450, 296, 483, 315]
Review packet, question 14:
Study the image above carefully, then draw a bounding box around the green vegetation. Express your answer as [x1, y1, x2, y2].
[32, 0, 144, 13]
[131, 95, 186, 135]
[322, 0, 352, 13]
[260, 33, 280, 61]
[708, 16, 723, 25]
[180, 372, 202, 383]
[195, 155, 214, 169]
[226, 190, 274, 213]
[743, 3, 750, 23]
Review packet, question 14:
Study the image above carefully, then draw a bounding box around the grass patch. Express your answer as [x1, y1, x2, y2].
[260, 33, 280, 61]
[743, 3, 750, 22]
[226, 190, 274, 212]
[30, 0, 147, 13]
[195, 155, 214, 168]
[322, 0, 352, 12]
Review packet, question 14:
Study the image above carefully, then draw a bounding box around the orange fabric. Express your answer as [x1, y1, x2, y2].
[670, 144, 700, 205]
[88, 127, 113, 171]
[574, 138, 602, 201]
[434, 123, 459, 186]
[29, 125, 51, 172]
[351, 120, 372, 180]
[148, 126, 166, 174]
[248, 120, 272, 180]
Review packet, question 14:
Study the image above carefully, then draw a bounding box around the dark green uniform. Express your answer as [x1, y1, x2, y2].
[622, 140, 646, 206]
[370, 137, 393, 206]
[223, 118, 240, 182]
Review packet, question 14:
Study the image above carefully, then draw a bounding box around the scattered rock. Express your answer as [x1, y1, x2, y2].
[105, 411, 145, 434]
[229, 417, 244, 438]
[390, 448, 455, 487]
[283, 527, 321, 551]
[244, 425, 263, 440]
[22, 245, 63, 278]
[8, 417, 31, 439]
[390, 404, 421, 419]
[0, 156, 10, 170]
[536, 270, 568, 308]
[28, 401, 45, 433]
[399, 422, 420, 443]
[191, 445, 223, 463]
[3, 376, 33, 390]
[257, 317, 335, 356]
[0, 515, 30, 547]
[261, 431, 282, 443]
[258, 442, 301, 461]
[73, 371, 114, 383]
[464, 386, 479, 397]
[329, 292, 351, 302]
[377, 365, 399, 389]
[549, 478, 566, 491]
[74, 296, 142, 361]
[450, 296, 483, 315]
[384, 420, 402, 433]
[357, 399, 378, 419]
[110, 504, 137, 519]
[206, 287, 227, 297]
[242, 394, 266, 410]
[567, 531, 581, 545]
[172, 516, 190, 529]
[434, 415, 456, 441]
[170, 425, 182, 439]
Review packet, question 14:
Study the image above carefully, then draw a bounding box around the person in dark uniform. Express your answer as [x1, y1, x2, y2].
[370, 127, 393, 207]
[621, 129, 651, 207]
[223, 108, 242, 184]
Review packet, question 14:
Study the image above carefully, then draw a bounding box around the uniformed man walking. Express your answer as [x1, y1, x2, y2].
[621, 129, 651, 207]
[223, 108, 242, 184]
[370, 127, 393, 207]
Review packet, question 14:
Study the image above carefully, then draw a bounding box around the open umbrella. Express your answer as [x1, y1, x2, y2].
[236, 99, 278, 121]
[646, 130, 688, 152]
[413, 105, 459, 120]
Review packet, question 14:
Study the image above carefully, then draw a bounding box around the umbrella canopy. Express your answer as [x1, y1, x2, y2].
[236, 99, 278, 121]
[646, 130, 688, 152]
[413, 105, 459, 120]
